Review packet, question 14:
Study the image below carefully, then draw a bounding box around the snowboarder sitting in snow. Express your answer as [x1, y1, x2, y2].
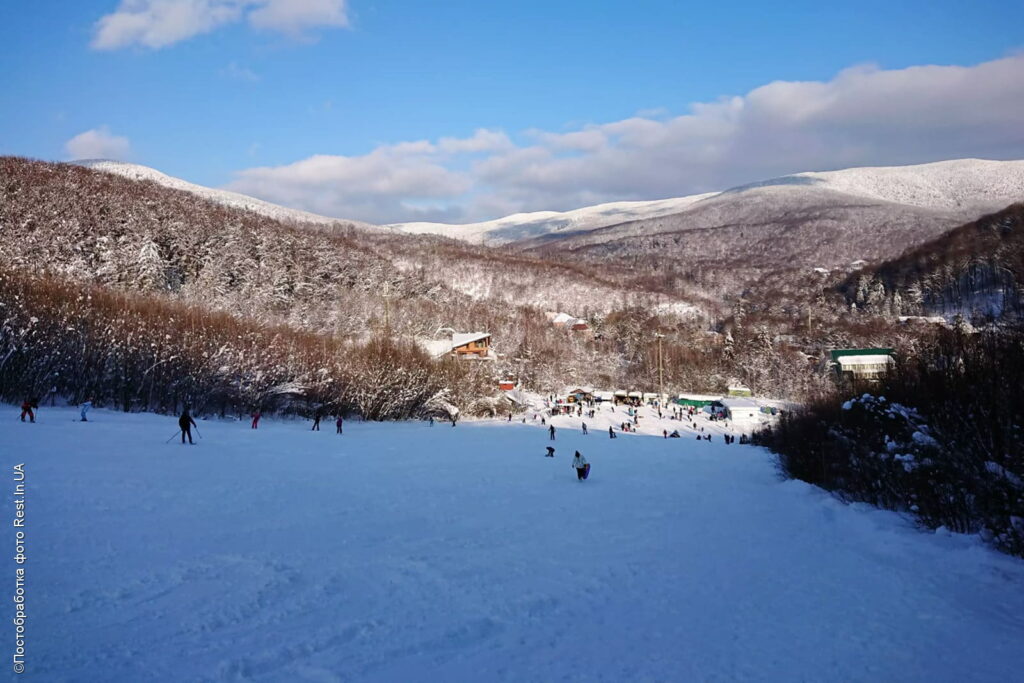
[179, 408, 197, 445]
[545, 446, 555, 457]
[19, 399, 35, 423]
[571, 451, 589, 480]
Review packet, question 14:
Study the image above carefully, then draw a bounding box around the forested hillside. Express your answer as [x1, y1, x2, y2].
[841, 203, 1024, 320]
[3, 157, 1022, 416]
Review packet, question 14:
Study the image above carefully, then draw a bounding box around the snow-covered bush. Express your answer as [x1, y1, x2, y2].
[756, 327, 1024, 557]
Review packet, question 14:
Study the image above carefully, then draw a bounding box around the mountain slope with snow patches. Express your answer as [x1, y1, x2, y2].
[391, 158, 1024, 247]
[389, 193, 718, 246]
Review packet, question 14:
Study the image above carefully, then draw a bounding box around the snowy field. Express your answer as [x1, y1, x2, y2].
[3, 404, 1024, 682]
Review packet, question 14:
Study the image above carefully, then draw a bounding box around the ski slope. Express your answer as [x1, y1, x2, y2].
[5, 404, 1024, 682]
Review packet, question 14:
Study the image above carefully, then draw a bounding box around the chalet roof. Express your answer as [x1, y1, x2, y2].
[418, 331, 491, 358]
[451, 332, 490, 348]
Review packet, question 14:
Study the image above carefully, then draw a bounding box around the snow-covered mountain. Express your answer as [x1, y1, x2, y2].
[389, 193, 717, 246]
[76, 160, 374, 230]
[390, 158, 1024, 246]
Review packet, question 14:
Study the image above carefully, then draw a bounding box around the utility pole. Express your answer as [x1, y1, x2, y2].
[383, 281, 391, 334]
[655, 332, 665, 406]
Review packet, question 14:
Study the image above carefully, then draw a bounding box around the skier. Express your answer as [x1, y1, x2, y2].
[429, 416, 434, 427]
[79, 398, 92, 422]
[311, 411, 321, 431]
[582, 422, 588, 435]
[571, 451, 589, 480]
[549, 424, 556, 441]
[663, 429, 668, 439]
[250, 409, 261, 429]
[508, 413, 513, 422]
[336, 416, 343, 435]
[19, 399, 35, 423]
[609, 426, 616, 439]
[545, 446, 555, 457]
[179, 408, 197, 445]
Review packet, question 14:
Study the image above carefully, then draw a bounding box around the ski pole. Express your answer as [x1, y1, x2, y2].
[166, 431, 180, 444]
[193, 425, 202, 439]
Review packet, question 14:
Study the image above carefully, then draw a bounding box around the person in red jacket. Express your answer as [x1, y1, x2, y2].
[19, 399, 35, 423]
[251, 410, 261, 429]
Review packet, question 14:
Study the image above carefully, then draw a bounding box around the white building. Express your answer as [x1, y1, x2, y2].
[721, 398, 760, 421]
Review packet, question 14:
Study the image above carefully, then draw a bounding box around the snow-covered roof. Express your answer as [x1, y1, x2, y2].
[627, 391, 643, 397]
[727, 385, 751, 392]
[451, 332, 490, 348]
[417, 332, 491, 358]
[419, 339, 455, 358]
[721, 398, 759, 409]
[594, 391, 615, 400]
[677, 393, 721, 401]
[551, 312, 576, 324]
[837, 355, 894, 367]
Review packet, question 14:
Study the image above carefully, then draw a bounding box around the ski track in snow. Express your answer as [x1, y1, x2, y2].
[3, 405, 1024, 682]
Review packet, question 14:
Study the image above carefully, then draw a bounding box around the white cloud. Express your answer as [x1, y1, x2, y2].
[91, 0, 348, 50]
[226, 142, 472, 224]
[65, 127, 132, 161]
[226, 55, 1024, 224]
[247, 0, 348, 37]
[220, 61, 260, 82]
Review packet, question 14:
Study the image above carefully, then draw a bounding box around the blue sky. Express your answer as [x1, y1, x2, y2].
[2, 1, 1023, 223]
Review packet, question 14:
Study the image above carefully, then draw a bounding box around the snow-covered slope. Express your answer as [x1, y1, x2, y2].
[390, 193, 717, 246]
[8, 404, 1024, 681]
[391, 158, 1024, 247]
[738, 158, 1024, 211]
[77, 160, 374, 229]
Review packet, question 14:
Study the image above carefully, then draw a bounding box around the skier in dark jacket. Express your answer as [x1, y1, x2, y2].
[336, 416, 343, 434]
[19, 399, 35, 423]
[549, 424, 556, 440]
[311, 411, 321, 431]
[179, 408, 197, 444]
[609, 426, 616, 439]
